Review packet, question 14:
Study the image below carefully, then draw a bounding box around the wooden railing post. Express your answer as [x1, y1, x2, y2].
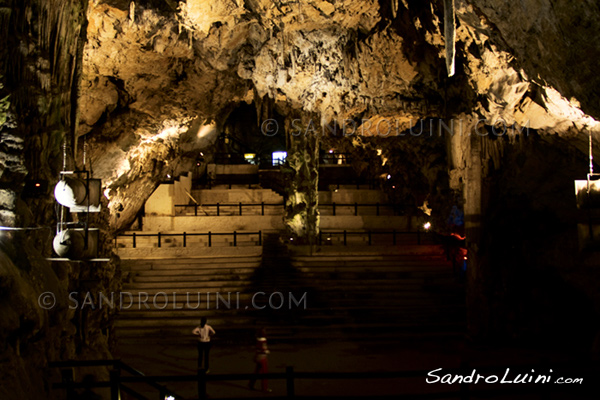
[261, 202, 265, 216]
[354, 202, 358, 216]
[61, 368, 75, 400]
[258, 231, 262, 246]
[216, 203, 220, 216]
[194, 204, 198, 216]
[233, 231, 237, 247]
[132, 232, 136, 248]
[197, 369, 207, 400]
[239, 202, 242, 216]
[110, 366, 121, 400]
[343, 230, 347, 246]
[332, 202, 336, 216]
[157, 232, 161, 248]
[460, 361, 470, 400]
[286, 366, 295, 397]
[208, 232, 212, 247]
[183, 232, 187, 248]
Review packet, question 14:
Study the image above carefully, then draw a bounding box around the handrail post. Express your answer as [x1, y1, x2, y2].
[343, 230, 347, 246]
[132, 232, 136, 249]
[239, 202, 242, 216]
[286, 366, 295, 397]
[332, 202, 336, 216]
[157, 232, 161, 248]
[195, 204, 198, 216]
[208, 232, 212, 247]
[261, 201, 265, 216]
[233, 231, 237, 247]
[61, 368, 75, 400]
[109, 365, 121, 400]
[217, 203, 220, 216]
[197, 368, 207, 400]
[460, 361, 470, 400]
[183, 232, 187, 248]
[354, 202, 358, 216]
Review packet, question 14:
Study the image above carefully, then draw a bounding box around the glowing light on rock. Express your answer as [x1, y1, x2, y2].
[198, 122, 217, 139]
[423, 222, 431, 230]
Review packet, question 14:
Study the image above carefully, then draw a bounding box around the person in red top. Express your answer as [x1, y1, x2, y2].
[248, 328, 271, 392]
[192, 317, 215, 372]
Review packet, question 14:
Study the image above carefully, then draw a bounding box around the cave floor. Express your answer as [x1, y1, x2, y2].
[110, 336, 597, 400]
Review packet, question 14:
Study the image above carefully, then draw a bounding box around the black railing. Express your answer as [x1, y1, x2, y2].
[115, 231, 262, 248]
[49, 359, 180, 400]
[318, 230, 424, 246]
[50, 361, 584, 400]
[175, 202, 283, 216]
[174, 203, 405, 216]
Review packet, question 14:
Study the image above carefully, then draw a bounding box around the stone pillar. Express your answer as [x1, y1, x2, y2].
[464, 131, 491, 338]
[448, 114, 490, 339]
[282, 113, 320, 245]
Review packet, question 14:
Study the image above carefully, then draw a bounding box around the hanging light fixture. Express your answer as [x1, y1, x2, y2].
[574, 128, 600, 209]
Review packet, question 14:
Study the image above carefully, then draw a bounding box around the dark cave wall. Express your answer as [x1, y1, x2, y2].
[465, 130, 600, 348]
[1, 1, 119, 398]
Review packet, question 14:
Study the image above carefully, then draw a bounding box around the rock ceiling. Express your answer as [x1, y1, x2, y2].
[78, 0, 600, 230]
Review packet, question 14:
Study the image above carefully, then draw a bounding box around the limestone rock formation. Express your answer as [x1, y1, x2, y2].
[3, 0, 600, 397]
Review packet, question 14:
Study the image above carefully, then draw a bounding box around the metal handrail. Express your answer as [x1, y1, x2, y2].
[318, 229, 424, 246]
[115, 231, 262, 248]
[50, 359, 180, 400]
[173, 202, 406, 216]
[50, 362, 581, 400]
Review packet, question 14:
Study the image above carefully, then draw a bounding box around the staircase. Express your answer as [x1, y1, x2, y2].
[287, 245, 466, 339]
[115, 251, 264, 342]
[115, 233, 466, 343]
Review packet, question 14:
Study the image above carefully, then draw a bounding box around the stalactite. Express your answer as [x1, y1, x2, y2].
[443, 0, 456, 77]
[391, 0, 398, 19]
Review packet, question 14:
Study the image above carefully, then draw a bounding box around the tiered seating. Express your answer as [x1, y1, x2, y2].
[115, 250, 263, 342]
[117, 186, 465, 343]
[286, 245, 466, 339]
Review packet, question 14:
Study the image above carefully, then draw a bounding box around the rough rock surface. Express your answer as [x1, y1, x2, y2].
[3, 0, 600, 397]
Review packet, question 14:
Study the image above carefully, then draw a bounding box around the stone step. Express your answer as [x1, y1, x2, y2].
[123, 260, 262, 271]
[114, 321, 466, 341]
[127, 268, 258, 277]
[128, 274, 458, 286]
[116, 304, 465, 319]
[125, 276, 456, 287]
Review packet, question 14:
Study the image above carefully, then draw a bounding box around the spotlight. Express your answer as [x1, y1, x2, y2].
[165, 396, 175, 400]
[386, 174, 391, 180]
[423, 222, 431, 230]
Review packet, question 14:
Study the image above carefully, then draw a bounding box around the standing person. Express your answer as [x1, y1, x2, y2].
[248, 328, 271, 392]
[192, 317, 215, 372]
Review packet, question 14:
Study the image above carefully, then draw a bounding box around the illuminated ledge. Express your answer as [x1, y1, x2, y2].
[46, 258, 111, 262]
